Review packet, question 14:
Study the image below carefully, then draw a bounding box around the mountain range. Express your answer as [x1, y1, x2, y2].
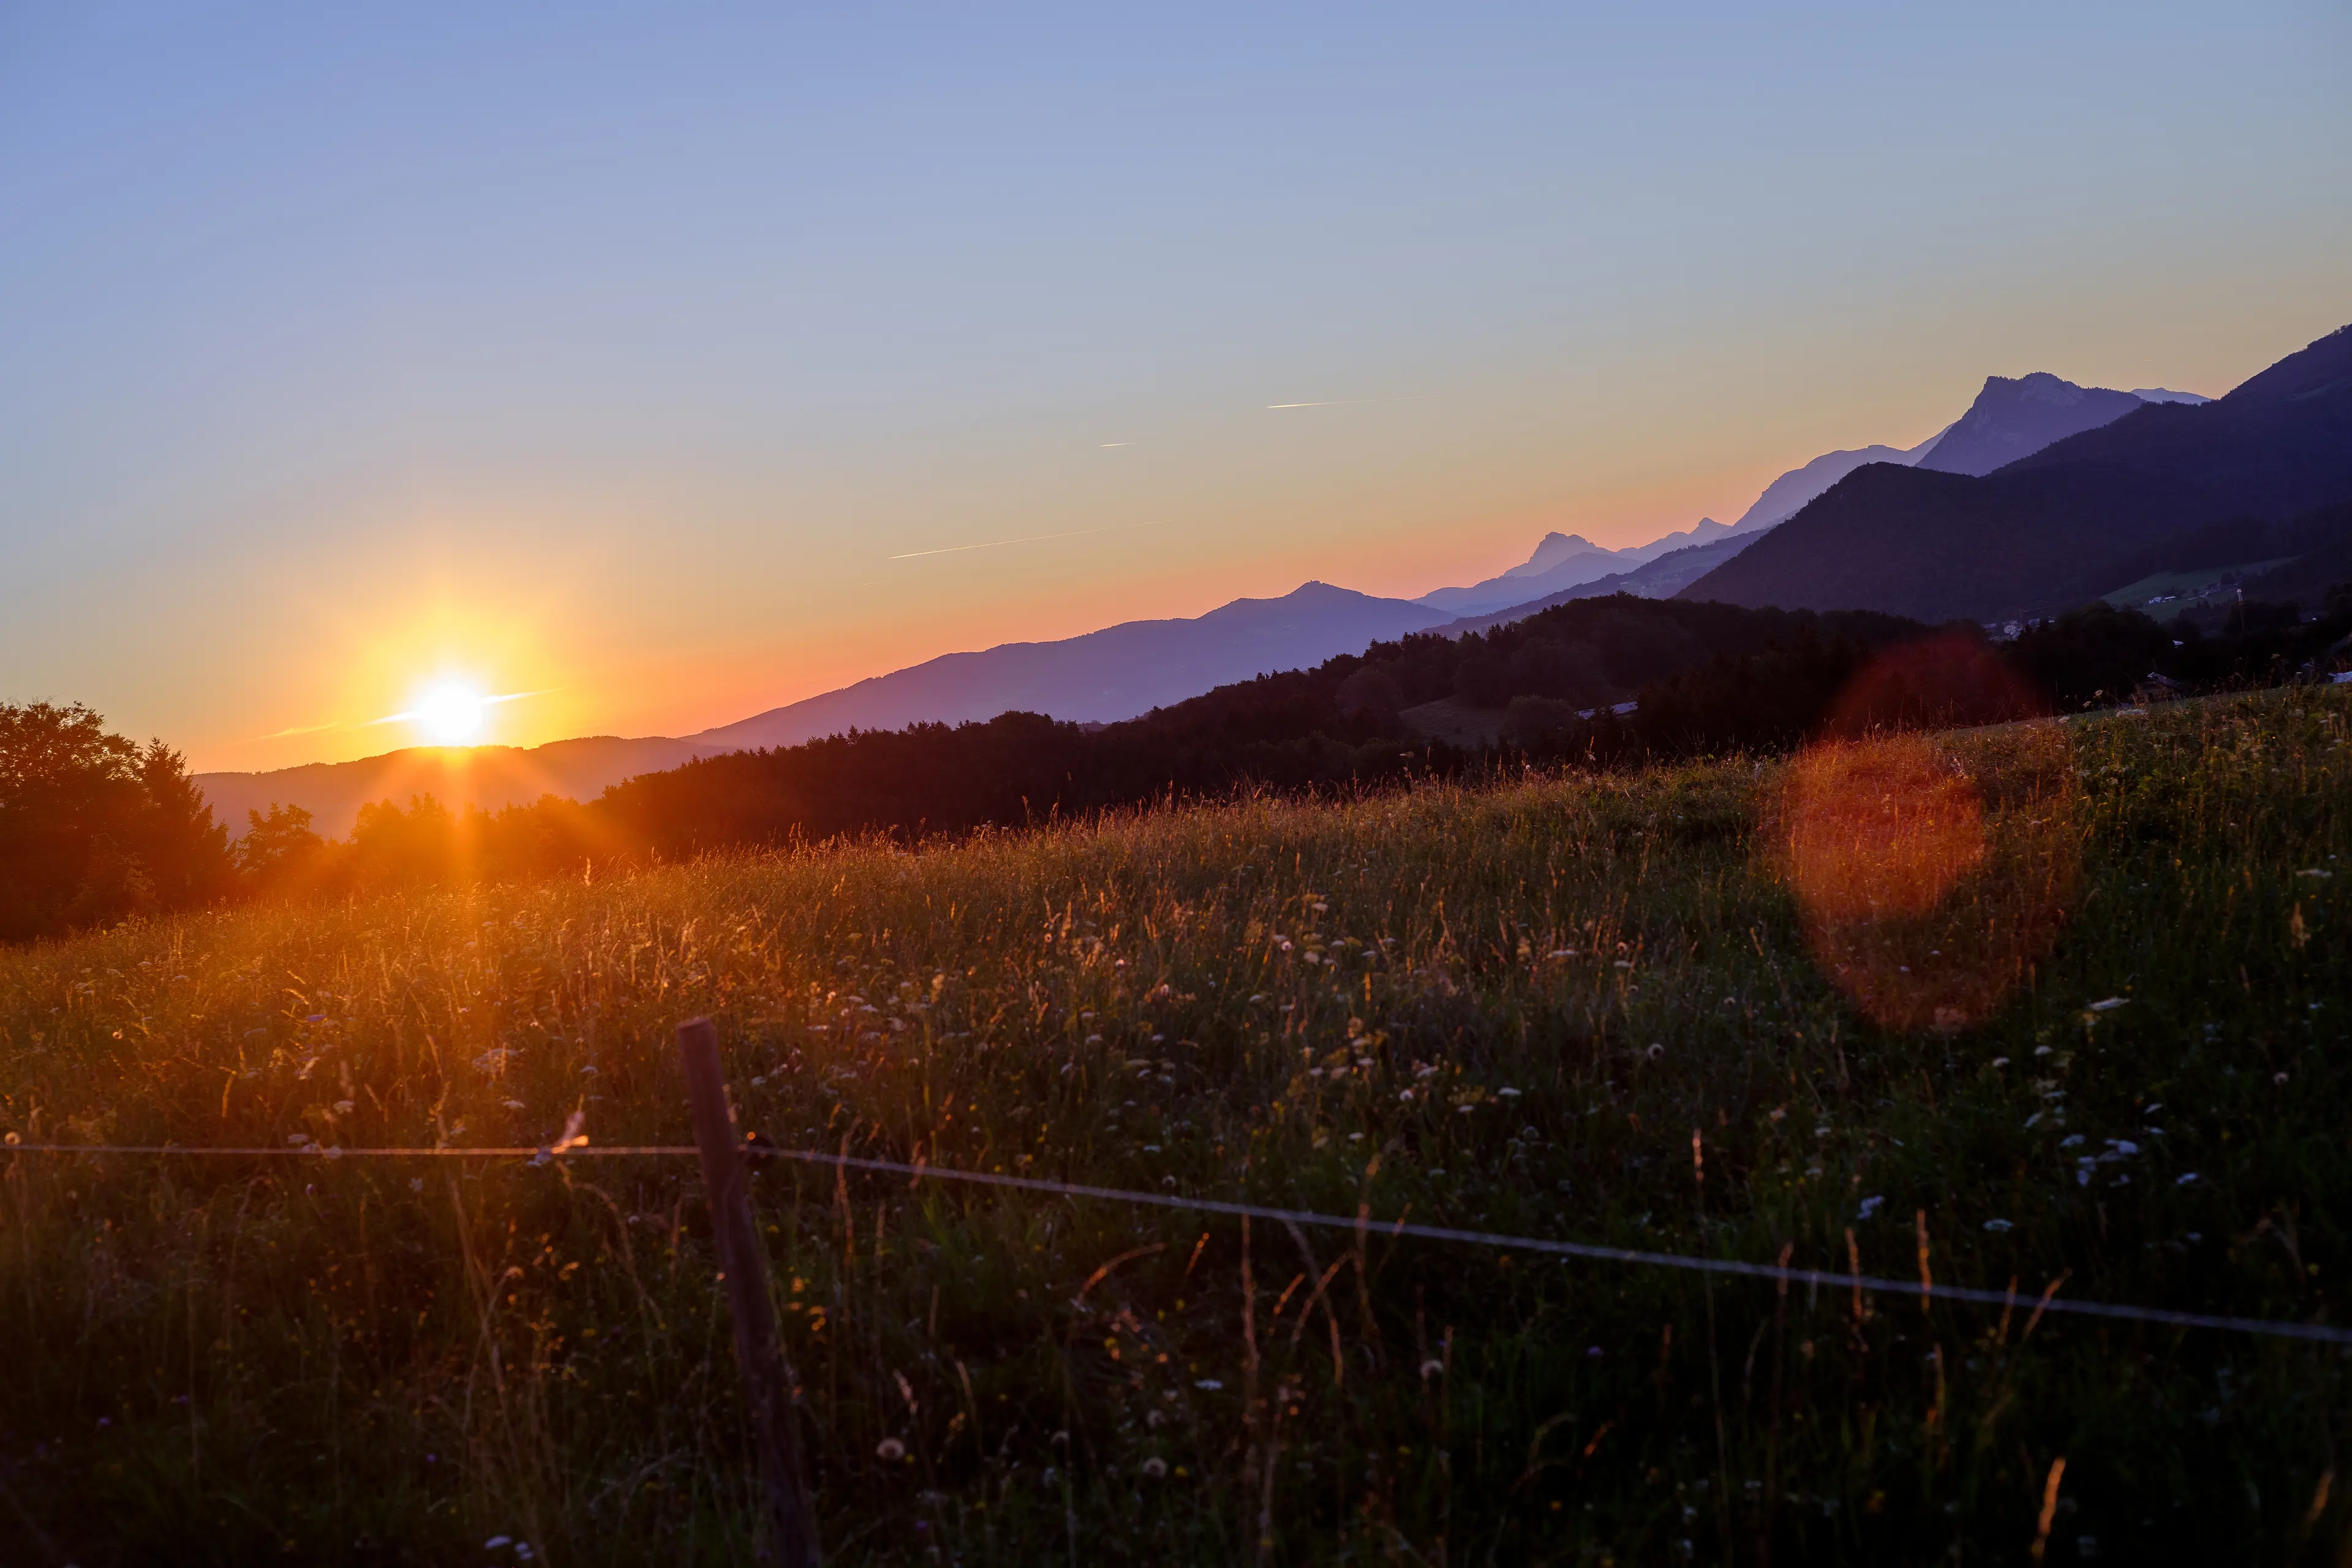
[196, 334, 2320, 837]
[199, 585, 1455, 834]
[684, 581, 1453, 753]
[1680, 325, 2352, 622]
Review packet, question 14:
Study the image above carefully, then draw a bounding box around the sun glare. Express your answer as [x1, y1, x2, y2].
[412, 680, 492, 745]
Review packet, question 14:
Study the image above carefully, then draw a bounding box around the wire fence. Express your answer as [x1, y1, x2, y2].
[9, 1137, 2347, 1348]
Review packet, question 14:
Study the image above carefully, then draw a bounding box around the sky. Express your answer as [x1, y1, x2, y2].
[2, 2, 2347, 773]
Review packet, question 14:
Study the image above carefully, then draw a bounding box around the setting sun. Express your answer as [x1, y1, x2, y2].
[410, 680, 492, 745]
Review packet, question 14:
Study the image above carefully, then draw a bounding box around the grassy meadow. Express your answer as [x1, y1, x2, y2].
[2, 687, 2348, 1564]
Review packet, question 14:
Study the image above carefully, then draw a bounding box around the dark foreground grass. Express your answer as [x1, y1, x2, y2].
[1, 688, 2347, 1564]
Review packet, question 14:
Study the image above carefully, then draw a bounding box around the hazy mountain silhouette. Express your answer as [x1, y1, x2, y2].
[1514, 532, 1615, 578]
[685, 582, 1452, 752]
[1416, 533, 1630, 613]
[1679, 323, 2352, 622]
[195, 342, 2274, 836]
[1913, 372, 2147, 477]
[195, 735, 718, 839]
[1431, 418, 1956, 622]
[1730, 434, 1944, 532]
[1436, 532, 1758, 635]
[197, 584, 1458, 832]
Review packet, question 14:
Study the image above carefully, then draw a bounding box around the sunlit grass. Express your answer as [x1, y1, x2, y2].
[1, 688, 2346, 1562]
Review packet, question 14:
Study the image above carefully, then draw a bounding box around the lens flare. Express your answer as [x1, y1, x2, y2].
[1774, 633, 2077, 1033]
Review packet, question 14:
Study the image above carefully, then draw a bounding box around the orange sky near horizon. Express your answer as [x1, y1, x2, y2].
[182, 374, 2079, 774]
[6, 6, 2345, 777]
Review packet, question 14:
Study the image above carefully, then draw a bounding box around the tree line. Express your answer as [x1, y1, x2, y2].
[7, 589, 2347, 941]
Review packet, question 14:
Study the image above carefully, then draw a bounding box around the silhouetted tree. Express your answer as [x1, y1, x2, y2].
[0, 702, 233, 942]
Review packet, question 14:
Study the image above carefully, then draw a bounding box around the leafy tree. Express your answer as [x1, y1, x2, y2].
[0, 703, 233, 942]
[237, 803, 328, 889]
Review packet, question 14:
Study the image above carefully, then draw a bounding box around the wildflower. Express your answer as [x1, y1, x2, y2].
[1498, 1087, 1521, 1098]
[2274, 1072, 2290, 1085]
[1991, 1057, 2010, 1069]
[1194, 1378, 1223, 1390]
[1419, 1358, 1445, 1380]
[2176, 1172, 2200, 1186]
[1142, 1457, 1168, 1478]
[2059, 1134, 2084, 1148]
[1857, 1196, 1885, 1220]
[876, 1438, 907, 1461]
[486, 1538, 511, 1551]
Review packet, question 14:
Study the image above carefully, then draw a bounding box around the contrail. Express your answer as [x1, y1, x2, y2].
[888, 521, 1159, 561]
[1265, 396, 1431, 410]
[366, 689, 551, 728]
[259, 690, 551, 740]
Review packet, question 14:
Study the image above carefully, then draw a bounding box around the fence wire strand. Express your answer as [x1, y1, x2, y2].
[9, 1139, 2346, 1347]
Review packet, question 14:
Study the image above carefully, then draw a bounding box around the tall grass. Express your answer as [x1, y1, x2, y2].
[1, 688, 2346, 1563]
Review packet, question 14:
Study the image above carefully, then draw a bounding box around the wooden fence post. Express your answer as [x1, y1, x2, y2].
[678, 1016, 821, 1567]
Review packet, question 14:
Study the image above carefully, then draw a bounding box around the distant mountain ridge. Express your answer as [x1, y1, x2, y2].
[1679, 324, 2352, 622]
[1414, 516, 1753, 617]
[199, 583, 1458, 832]
[1913, 372, 2147, 477]
[686, 581, 1452, 752]
[195, 735, 720, 840]
[196, 336, 2269, 836]
[1730, 435, 1943, 532]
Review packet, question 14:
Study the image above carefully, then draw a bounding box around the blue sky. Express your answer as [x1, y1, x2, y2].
[2, 2, 2346, 767]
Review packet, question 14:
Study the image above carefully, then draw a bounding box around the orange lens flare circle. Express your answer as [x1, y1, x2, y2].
[1783, 737, 1986, 924]
[1775, 632, 2078, 1034]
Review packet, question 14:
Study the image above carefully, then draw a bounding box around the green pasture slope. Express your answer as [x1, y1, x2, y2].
[1, 687, 2346, 1564]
